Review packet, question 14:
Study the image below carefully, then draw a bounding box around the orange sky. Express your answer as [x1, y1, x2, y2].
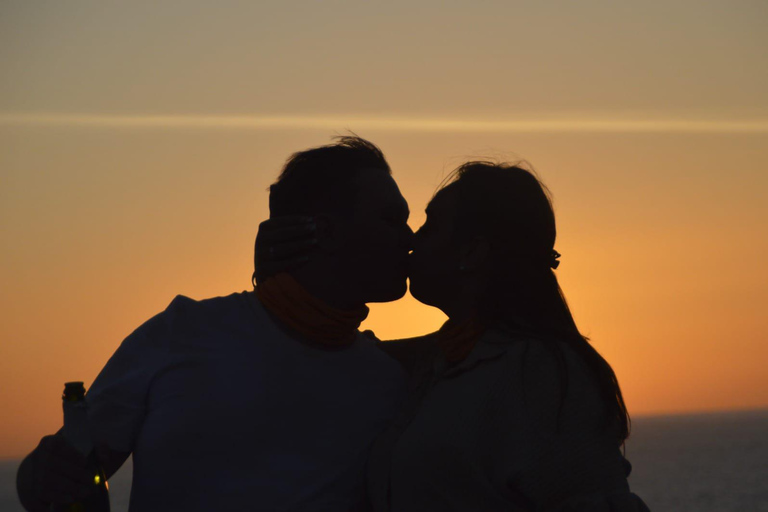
[1, 1, 767, 458]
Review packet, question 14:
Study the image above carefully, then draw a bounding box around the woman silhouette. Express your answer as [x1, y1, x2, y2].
[258, 161, 649, 511]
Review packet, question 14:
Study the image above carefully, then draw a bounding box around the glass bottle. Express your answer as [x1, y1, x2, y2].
[52, 382, 110, 512]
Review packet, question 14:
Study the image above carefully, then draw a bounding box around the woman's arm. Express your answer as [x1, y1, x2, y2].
[375, 334, 439, 376]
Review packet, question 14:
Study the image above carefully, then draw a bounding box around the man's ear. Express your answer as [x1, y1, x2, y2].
[459, 236, 491, 272]
[314, 214, 336, 252]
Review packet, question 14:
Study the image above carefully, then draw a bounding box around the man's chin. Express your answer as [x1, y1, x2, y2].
[364, 281, 408, 304]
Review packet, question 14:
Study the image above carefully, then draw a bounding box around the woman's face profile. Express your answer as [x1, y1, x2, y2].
[408, 185, 464, 310]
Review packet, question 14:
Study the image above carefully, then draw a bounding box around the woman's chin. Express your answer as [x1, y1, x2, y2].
[408, 279, 440, 308]
[366, 279, 408, 303]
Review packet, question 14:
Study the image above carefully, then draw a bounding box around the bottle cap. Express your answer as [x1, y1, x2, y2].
[63, 381, 86, 401]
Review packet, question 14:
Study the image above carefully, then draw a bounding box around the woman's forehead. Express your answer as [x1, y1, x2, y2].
[427, 184, 460, 216]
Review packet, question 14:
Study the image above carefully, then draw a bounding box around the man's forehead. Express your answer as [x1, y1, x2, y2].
[354, 170, 409, 212]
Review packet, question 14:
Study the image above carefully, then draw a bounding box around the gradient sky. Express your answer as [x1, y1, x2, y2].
[1, 0, 767, 458]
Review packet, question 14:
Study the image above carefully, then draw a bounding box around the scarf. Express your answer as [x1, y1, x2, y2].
[256, 272, 369, 348]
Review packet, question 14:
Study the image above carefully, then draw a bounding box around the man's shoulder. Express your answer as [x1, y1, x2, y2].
[136, 291, 255, 341]
[166, 290, 250, 312]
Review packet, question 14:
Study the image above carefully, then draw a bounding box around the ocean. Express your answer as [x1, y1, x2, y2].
[2, 409, 766, 511]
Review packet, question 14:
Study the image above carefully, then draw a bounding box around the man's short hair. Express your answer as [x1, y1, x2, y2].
[269, 135, 391, 217]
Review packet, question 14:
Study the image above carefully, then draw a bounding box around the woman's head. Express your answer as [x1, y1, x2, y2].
[410, 160, 630, 444]
[409, 161, 561, 324]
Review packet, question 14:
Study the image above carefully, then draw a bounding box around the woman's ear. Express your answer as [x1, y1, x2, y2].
[459, 236, 490, 272]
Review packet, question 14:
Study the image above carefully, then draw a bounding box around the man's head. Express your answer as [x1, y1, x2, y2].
[266, 136, 412, 306]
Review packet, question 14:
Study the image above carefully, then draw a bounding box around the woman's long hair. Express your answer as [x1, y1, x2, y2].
[443, 161, 630, 444]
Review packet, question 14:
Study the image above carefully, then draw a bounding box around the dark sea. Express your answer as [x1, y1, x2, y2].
[2, 409, 766, 511]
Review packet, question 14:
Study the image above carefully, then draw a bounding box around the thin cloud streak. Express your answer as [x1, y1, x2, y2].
[2, 113, 768, 134]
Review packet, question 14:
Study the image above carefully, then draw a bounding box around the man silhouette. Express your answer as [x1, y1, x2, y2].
[17, 136, 413, 511]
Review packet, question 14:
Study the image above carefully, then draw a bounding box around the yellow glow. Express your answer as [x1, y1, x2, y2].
[94, 474, 101, 485]
[2, 113, 768, 134]
[1, 128, 766, 459]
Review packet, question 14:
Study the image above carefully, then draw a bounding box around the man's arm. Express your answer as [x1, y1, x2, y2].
[19, 296, 178, 511]
[94, 443, 131, 480]
[16, 431, 130, 512]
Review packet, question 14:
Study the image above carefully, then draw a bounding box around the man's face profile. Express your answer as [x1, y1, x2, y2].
[335, 169, 412, 304]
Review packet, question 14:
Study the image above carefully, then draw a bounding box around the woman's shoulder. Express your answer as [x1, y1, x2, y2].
[484, 327, 606, 422]
[487, 326, 592, 375]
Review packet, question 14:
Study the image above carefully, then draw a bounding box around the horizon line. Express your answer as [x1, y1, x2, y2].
[2, 113, 768, 134]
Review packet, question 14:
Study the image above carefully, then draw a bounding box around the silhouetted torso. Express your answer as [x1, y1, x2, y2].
[86, 292, 406, 511]
[368, 327, 645, 511]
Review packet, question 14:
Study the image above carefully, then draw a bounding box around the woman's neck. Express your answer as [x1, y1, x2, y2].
[441, 278, 486, 323]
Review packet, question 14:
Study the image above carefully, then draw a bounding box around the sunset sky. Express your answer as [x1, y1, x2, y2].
[1, 0, 767, 458]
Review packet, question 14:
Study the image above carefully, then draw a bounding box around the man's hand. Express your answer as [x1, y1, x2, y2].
[17, 433, 96, 511]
